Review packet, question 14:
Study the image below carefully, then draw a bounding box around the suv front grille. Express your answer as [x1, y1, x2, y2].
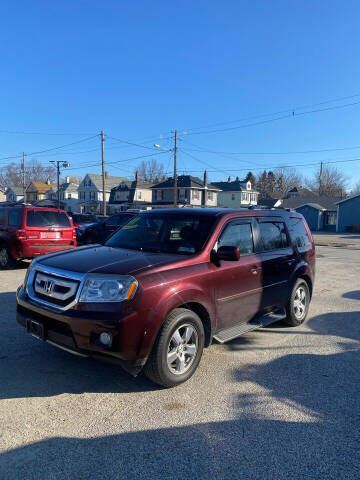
[27, 264, 85, 310]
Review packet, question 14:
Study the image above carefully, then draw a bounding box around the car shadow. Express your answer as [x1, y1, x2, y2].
[0, 309, 359, 479]
[342, 290, 360, 300]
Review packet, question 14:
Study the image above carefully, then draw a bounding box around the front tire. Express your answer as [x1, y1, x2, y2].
[283, 279, 310, 327]
[143, 308, 205, 387]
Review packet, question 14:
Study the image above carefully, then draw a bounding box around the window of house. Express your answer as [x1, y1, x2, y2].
[217, 222, 254, 255]
[207, 191, 213, 201]
[231, 193, 235, 201]
[90, 191, 96, 201]
[192, 189, 199, 200]
[288, 217, 311, 249]
[156, 190, 163, 201]
[68, 193, 72, 199]
[325, 211, 336, 225]
[138, 191, 142, 199]
[258, 222, 289, 251]
[8, 209, 22, 226]
[242, 193, 248, 202]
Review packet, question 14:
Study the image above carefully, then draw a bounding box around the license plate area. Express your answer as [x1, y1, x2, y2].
[41, 232, 60, 239]
[26, 319, 46, 341]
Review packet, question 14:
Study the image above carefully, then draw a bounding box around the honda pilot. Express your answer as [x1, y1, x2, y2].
[17, 208, 315, 387]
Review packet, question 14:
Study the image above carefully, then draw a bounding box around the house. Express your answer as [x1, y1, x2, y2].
[5, 186, 24, 203]
[211, 177, 259, 208]
[0, 187, 6, 203]
[336, 194, 360, 232]
[78, 173, 129, 213]
[280, 196, 340, 231]
[46, 176, 81, 213]
[151, 172, 220, 208]
[26, 179, 56, 203]
[108, 171, 153, 212]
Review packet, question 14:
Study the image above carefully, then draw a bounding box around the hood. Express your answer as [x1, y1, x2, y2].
[36, 245, 184, 275]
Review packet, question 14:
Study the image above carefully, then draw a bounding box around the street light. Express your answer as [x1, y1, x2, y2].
[50, 160, 70, 209]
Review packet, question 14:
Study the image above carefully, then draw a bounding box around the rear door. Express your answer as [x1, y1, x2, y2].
[253, 217, 296, 310]
[213, 217, 263, 330]
[25, 209, 74, 247]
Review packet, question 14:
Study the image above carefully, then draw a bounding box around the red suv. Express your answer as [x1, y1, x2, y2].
[17, 208, 315, 387]
[0, 206, 76, 268]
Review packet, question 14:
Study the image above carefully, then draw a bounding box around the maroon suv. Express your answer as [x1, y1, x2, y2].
[0, 206, 76, 268]
[16, 208, 315, 387]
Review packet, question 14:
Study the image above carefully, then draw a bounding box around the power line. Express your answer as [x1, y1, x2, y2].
[182, 100, 360, 137]
[0, 129, 97, 136]
[182, 93, 360, 133]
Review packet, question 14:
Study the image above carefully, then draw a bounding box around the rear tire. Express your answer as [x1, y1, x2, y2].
[283, 279, 310, 327]
[0, 244, 16, 269]
[143, 308, 205, 387]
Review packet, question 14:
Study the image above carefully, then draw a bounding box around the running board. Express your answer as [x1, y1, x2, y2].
[213, 309, 287, 344]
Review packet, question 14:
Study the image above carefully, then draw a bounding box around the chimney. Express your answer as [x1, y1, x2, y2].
[65, 176, 70, 183]
[135, 170, 140, 182]
[104, 171, 108, 179]
[203, 170, 208, 187]
[228, 176, 231, 182]
[46, 178, 51, 185]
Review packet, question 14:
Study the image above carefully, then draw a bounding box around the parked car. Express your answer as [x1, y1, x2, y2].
[17, 208, 315, 387]
[80, 212, 137, 244]
[70, 214, 99, 244]
[0, 206, 76, 268]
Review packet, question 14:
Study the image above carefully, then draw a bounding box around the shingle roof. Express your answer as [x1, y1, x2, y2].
[87, 174, 129, 192]
[28, 181, 56, 194]
[152, 175, 220, 190]
[258, 197, 279, 208]
[281, 196, 340, 210]
[211, 179, 251, 192]
[336, 193, 360, 205]
[59, 182, 79, 193]
[6, 186, 23, 195]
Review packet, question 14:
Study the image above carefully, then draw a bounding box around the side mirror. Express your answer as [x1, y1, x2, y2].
[217, 245, 240, 261]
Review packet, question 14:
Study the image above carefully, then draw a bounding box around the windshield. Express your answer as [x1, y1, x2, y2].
[26, 210, 71, 228]
[105, 213, 216, 254]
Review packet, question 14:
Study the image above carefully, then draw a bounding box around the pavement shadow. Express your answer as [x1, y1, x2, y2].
[0, 309, 359, 479]
[343, 290, 360, 300]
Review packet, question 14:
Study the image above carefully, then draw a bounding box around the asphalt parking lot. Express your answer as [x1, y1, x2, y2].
[0, 246, 359, 480]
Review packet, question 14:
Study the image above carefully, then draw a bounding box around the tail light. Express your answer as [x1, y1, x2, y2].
[73, 229, 77, 240]
[16, 229, 27, 240]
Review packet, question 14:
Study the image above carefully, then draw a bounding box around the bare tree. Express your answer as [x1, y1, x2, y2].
[352, 180, 360, 195]
[135, 159, 165, 182]
[0, 160, 56, 187]
[305, 165, 348, 197]
[256, 167, 302, 197]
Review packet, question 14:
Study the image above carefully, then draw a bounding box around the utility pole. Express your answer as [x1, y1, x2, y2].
[49, 160, 70, 210]
[22, 152, 26, 204]
[101, 130, 106, 216]
[173, 130, 178, 208]
[319, 161, 323, 195]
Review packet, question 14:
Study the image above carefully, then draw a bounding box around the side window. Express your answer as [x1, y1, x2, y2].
[8, 210, 22, 226]
[0, 210, 6, 225]
[288, 217, 311, 250]
[217, 222, 254, 255]
[258, 221, 288, 251]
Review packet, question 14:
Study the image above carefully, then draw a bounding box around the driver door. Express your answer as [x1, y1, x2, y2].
[213, 218, 263, 330]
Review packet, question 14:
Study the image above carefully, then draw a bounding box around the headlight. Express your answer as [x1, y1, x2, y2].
[23, 260, 37, 291]
[79, 275, 138, 303]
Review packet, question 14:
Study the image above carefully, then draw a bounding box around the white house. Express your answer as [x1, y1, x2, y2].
[5, 186, 24, 203]
[78, 173, 128, 213]
[212, 177, 259, 208]
[109, 171, 153, 212]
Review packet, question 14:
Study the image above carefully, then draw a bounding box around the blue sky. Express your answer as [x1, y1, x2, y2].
[1, 0, 360, 188]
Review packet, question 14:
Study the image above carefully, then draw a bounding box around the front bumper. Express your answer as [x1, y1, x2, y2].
[16, 286, 147, 374]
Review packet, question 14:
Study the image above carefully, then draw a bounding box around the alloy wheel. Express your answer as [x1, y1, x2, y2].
[294, 286, 307, 320]
[167, 324, 198, 375]
[0, 247, 8, 267]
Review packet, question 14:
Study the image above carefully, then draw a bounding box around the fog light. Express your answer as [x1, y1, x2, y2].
[99, 332, 112, 346]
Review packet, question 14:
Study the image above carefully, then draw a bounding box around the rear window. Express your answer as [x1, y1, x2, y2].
[258, 221, 288, 251]
[288, 217, 311, 250]
[8, 210, 22, 226]
[26, 210, 71, 228]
